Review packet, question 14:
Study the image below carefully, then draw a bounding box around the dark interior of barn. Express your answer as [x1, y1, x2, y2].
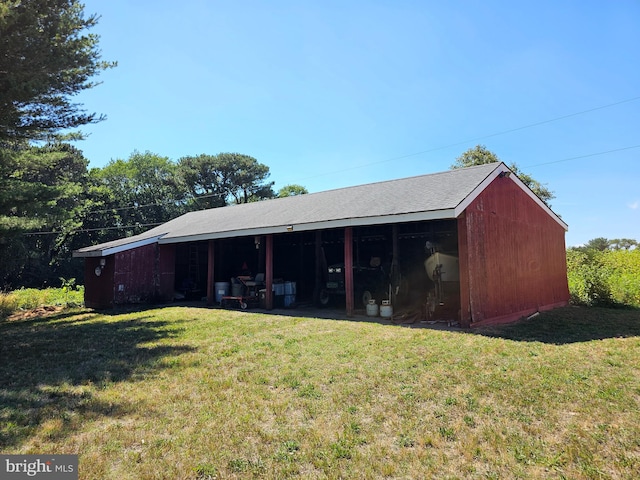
[173, 219, 460, 321]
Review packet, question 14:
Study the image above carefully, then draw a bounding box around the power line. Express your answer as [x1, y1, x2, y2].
[23, 222, 163, 236]
[524, 144, 640, 169]
[86, 192, 221, 215]
[22, 143, 640, 237]
[19, 94, 640, 235]
[66, 94, 640, 218]
[294, 95, 640, 181]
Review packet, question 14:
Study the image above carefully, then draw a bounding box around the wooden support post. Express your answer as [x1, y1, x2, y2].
[207, 239, 215, 305]
[344, 226, 354, 316]
[457, 215, 471, 328]
[391, 224, 399, 305]
[266, 234, 274, 310]
[313, 231, 323, 305]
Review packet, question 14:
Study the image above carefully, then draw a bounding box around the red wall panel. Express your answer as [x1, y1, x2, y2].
[83, 243, 176, 309]
[84, 257, 115, 309]
[459, 177, 569, 326]
[113, 243, 159, 305]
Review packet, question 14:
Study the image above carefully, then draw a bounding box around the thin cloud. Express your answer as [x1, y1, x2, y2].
[629, 200, 639, 210]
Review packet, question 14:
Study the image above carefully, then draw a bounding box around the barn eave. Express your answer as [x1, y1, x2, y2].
[72, 234, 165, 258]
[157, 209, 458, 244]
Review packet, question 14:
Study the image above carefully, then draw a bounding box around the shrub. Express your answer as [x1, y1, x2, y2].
[567, 246, 640, 308]
[602, 248, 640, 307]
[566, 249, 613, 306]
[0, 293, 19, 320]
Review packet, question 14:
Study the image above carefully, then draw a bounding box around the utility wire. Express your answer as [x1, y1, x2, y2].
[86, 190, 228, 215]
[66, 94, 640, 217]
[19, 95, 640, 236]
[22, 144, 640, 237]
[295, 95, 640, 181]
[23, 222, 163, 236]
[523, 144, 640, 169]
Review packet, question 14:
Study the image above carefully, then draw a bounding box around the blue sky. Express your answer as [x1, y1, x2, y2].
[75, 0, 640, 247]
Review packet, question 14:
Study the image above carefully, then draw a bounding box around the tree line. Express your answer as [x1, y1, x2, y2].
[0, 145, 306, 288]
[0, 1, 311, 288]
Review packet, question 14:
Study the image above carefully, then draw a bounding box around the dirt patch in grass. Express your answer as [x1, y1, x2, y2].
[7, 305, 64, 321]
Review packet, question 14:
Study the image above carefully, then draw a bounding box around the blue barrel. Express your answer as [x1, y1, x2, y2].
[214, 282, 230, 303]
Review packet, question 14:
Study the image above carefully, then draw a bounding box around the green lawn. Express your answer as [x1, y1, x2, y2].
[1, 305, 639, 479]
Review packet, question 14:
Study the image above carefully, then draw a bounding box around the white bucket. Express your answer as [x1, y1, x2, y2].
[366, 300, 379, 317]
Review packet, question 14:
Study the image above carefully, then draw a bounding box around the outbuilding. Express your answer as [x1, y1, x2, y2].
[73, 162, 570, 327]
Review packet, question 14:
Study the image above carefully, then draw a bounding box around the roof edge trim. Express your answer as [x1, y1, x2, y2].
[453, 163, 568, 231]
[72, 235, 164, 258]
[158, 209, 457, 244]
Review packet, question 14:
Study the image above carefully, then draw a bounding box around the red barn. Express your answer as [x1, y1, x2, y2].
[73, 163, 569, 327]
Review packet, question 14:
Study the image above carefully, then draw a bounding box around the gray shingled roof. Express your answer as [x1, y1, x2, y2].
[74, 162, 565, 257]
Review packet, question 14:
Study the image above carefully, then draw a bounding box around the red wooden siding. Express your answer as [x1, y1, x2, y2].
[84, 256, 115, 309]
[84, 243, 175, 309]
[458, 177, 569, 327]
[113, 243, 158, 304]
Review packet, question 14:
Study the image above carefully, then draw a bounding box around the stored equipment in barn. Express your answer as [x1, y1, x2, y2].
[424, 251, 460, 323]
[319, 257, 388, 308]
[221, 274, 265, 309]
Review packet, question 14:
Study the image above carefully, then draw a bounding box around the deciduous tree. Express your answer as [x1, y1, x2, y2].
[278, 184, 309, 197]
[90, 151, 185, 238]
[584, 237, 611, 252]
[452, 145, 555, 206]
[177, 153, 275, 207]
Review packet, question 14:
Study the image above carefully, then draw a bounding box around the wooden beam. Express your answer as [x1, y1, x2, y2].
[457, 214, 471, 328]
[313, 231, 322, 304]
[344, 226, 354, 316]
[391, 224, 399, 305]
[206, 239, 215, 305]
[265, 234, 274, 310]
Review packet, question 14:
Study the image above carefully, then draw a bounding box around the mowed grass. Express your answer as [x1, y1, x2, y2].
[1, 306, 639, 479]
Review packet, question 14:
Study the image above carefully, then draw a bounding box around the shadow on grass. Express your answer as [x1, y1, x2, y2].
[473, 305, 640, 344]
[0, 309, 195, 449]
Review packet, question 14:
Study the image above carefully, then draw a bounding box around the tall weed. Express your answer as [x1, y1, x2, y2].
[0, 286, 84, 319]
[567, 247, 640, 307]
[0, 293, 19, 319]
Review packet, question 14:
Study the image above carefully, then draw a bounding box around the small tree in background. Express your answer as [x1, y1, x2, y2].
[584, 237, 611, 252]
[277, 184, 309, 197]
[609, 238, 638, 251]
[177, 153, 275, 207]
[89, 151, 185, 238]
[566, 248, 614, 307]
[452, 145, 555, 206]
